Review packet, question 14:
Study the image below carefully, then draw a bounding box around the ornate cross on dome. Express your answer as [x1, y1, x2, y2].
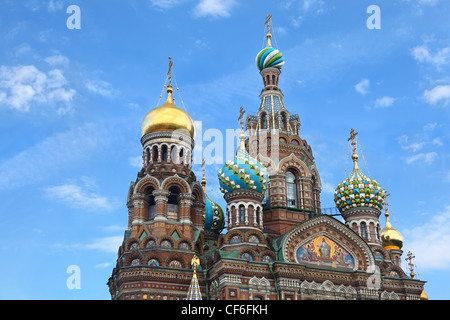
[238, 106, 245, 130]
[348, 128, 359, 170]
[201, 156, 207, 191]
[167, 56, 173, 87]
[348, 128, 358, 153]
[265, 13, 272, 46]
[406, 251, 416, 279]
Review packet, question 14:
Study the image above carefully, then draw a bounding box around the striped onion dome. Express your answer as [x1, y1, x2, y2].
[255, 46, 285, 71]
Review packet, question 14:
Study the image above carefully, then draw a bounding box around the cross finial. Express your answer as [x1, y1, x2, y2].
[264, 13, 273, 47]
[348, 128, 359, 170]
[238, 106, 246, 151]
[406, 251, 416, 279]
[348, 128, 358, 154]
[167, 56, 173, 87]
[238, 106, 245, 130]
[201, 156, 206, 191]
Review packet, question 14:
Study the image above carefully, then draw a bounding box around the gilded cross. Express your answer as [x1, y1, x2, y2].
[201, 156, 206, 179]
[348, 128, 358, 154]
[238, 106, 245, 130]
[167, 56, 173, 85]
[265, 13, 272, 32]
[406, 251, 415, 279]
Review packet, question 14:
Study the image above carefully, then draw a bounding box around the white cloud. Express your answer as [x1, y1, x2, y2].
[374, 96, 395, 108]
[129, 155, 143, 168]
[44, 178, 120, 212]
[423, 84, 450, 106]
[0, 64, 75, 113]
[411, 44, 450, 69]
[47, 0, 63, 12]
[54, 236, 123, 254]
[45, 54, 70, 67]
[403, 205, 450, 271]
[149, 0, 183, 9]
[85, 79, 119, 97]
[405, 152, 437, 165]
[0, 123, 109, 191]
[193, 0, 236, 18]
[354, 78, 370, 95]
[397, 134, 426, 152]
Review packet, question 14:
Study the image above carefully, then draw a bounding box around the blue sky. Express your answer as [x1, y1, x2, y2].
[0, 0, 449, 299]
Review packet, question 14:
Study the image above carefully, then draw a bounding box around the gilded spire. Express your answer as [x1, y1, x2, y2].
[238, 106, 246, 151]
[186, 255, 202, 300]
[165, 56, 174, 104]
[348, 128, 359, 170]
[265, 13, 273, 47]
[201, 156, 207, 192]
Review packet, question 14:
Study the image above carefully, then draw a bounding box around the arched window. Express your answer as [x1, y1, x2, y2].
[280, 113, 287, 130]
[179, 148, 184, 165]
[239, 205, 245, 223]
[261, 114, 268, 129]
[161, 145, 168, 162]
[286, 171, 297, 208]
[146, 187, 156, 220]
[152, 145, 158, 162]
[167, 186, 180, 219]
[361, 222, 367, 240]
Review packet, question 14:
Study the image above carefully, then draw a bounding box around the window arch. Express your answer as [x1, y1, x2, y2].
[261, 114, 268, 129]
[161, 145, 168, 162]
[280, 112, 287, 131]
[239, 205, 245, 224]
[152, 145, 158, 162]
[361, 222, 367, 240]
[286, 171, 297, 208]
[167, 186, 180, 220]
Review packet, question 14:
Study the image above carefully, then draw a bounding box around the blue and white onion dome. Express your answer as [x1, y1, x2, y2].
[255, 45, 285, 71]
[203, 192, 225, 230]
[218, 147, 269, 195]
[334, 154, 386, 212]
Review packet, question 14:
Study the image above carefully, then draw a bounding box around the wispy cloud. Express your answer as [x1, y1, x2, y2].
[193, 0, 236, 18]
[85, 79, 119, 98]
[423, 84, 450, 106]
[411, 44, 450, 70]
[0, 64, 76, 114]
[149, 0, 184, 9]
[0, 123, 110, 191]
[354, 78, 370, 95]
[403, 205, 450, 271]
[54, 236, 123, 254]
[405, 152, 437, 165]
[43, 178, 120, 212]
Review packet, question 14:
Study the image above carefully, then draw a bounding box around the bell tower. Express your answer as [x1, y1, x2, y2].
[108, 58, 206, 300]
[246, 15, 322, 236]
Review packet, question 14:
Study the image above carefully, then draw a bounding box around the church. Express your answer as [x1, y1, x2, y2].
[107, 15, 427, 301]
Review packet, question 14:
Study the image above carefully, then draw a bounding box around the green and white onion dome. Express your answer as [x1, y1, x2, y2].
[255, 46, 285, 71]
[218, 148, 269, 195]
[334, 164, 386, 213]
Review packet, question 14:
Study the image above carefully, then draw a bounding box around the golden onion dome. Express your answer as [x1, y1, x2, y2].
[381, 211, 404, 250]
[141, 84, 195, 138]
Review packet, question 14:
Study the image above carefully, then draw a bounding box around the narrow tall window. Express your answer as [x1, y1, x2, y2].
[286, 171, 297, 208]
[239, 205, 245, 223]
[262, 114, 267, 129]
[161, 145, 168, 162]
[361, 222, 367, 240]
